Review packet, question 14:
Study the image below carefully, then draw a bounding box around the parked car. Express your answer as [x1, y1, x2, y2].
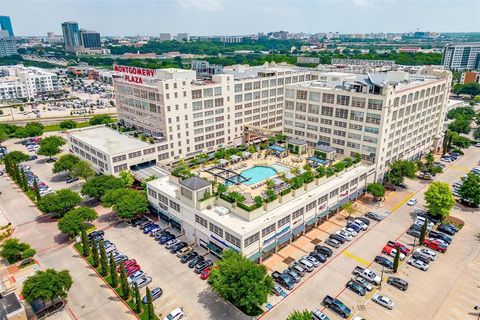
[375, 256, 393, 269]
[411, 252, 432, 265]
[325, 238, 340, 248]
[127, 270, 145, 284]
[131, 276, 152, 288]
[159, 234, 175, 244]
[142, 287, 162, 303]
[428, 231, 452, 245]
[188, 256, 204, 268]
[169, 242, 187, 254]
[329, 234, 346, 244]
[312, 308, 330, 320]
[143, 224, 159, 234]
[355, 217, 371, 226]
[271, 283, 284, 296]
[382, 246, 406, 260]
[194, 260, 213, 273]
[346, 280, 366, 296]
[176, 246, 193, 258]
[371, 294, 394, 310]
[87, 230, 105, 240]
[132, 217, 149, 227]
[126, 264, 141, 276]
[322, 295, 351, 318]
[437, 224, 457, 236]
[162, 307, 184, 320]
[352, 266, 381, 285]
[309, 251, 327, 263]
[352, 276, 373, 291]
[407, 228, 421, 238]
[336, 230, 352, 241]
[165, 239, 179, 249]
[346, 223, 361, 233]
[66, 176, 79, 184]
[415, 248, 437, 261]
[200, 268, 212, 280]
[386, 241, 411, 254]
[303, 255, 320, 267]
[112, 253, 128, 264]
[315, 246, 333, 257]
[284, 269, 301, 283]
[352, 219, 368, 230]
[180, 251, 198, 263]
[365, 211, 384, 221]
[298, 258, 314, 272]
[407, 198, 417, 206]
[289, 263, 306, 277]
[387, 277, 408, 291]
[272, 271, 294, 290]
[407, 258, 429, 271]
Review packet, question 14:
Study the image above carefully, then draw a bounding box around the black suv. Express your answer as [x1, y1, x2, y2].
[329, 234, 346, 244]
[374, 256, 393, 269]
[387, 276, 408, 291]
[315, 245, 333, 257]
[346, 280, 366, 296]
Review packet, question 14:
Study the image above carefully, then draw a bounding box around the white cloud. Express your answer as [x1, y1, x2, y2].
[178, 0, 223, 11]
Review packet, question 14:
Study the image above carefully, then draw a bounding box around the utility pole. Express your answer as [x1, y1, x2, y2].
[379, 265, 385, 290]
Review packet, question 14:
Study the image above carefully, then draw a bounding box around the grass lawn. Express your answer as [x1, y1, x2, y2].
[44, 121, 90, 132]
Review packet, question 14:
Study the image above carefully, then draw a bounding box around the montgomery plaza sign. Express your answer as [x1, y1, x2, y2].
[113, 64, 156, 84]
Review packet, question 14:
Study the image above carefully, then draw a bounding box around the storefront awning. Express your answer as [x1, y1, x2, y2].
[278, 232, 291, 245]
[292, 224, 305, 236]
[247, 251, 261, 261]
[317, 209, 329, 219]
[262, 241, 277, 253]
[306, 216, 318, 226]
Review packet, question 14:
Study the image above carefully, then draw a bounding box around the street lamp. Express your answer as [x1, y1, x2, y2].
[379, 265, 385, 290]
[412, 237, 417, 253]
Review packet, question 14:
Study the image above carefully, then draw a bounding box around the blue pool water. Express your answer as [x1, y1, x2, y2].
[226, 165, 280, 186]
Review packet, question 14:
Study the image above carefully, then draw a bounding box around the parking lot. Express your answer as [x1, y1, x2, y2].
[261, 146, 480, 320]
[100, 218, 249, 320]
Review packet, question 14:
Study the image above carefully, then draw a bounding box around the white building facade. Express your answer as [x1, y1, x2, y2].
[442, 43, 480, 71]
[0, 66, 59, 100]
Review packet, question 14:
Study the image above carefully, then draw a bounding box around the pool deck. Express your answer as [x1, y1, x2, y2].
[195, 151, 307, 198]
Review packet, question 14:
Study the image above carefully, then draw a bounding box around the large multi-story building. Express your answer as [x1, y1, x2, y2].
[113, 63, 311, 163]
[0, 16, 14, 37]
[80, 30, 101, 49]
[282, 70, 451, 177]
[442, 43, 480, 70]
[0, 66, 59, 100]
[159, 33, 172, 42]
[0, 31, 16, 58]
[61, 22, 82, 52]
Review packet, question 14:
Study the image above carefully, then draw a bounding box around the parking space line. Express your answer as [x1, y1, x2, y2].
[342, 250, 370, 266]
[389, 192, 414, 212]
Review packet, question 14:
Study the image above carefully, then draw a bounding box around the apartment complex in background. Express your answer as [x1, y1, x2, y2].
[460, 71, 480, 84]
[113, 63, 311, 162]
[282, 70, 451, 177]
[159, 33, 172, 42]
[61, 22, 82, 52]
[0, 66, 59, 100]
[442, 43, 480, 70]
[79, 30, 101, 49]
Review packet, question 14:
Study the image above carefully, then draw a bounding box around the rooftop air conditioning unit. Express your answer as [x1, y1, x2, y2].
[215, 206, 229, 216]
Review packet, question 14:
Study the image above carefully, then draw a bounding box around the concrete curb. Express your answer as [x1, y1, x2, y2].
[72, 244, 140, 320]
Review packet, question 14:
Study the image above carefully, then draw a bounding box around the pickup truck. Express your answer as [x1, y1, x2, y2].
[272, 271, 294, 290]
[352, 266, 381, 285]
[322, 295, 351, 318]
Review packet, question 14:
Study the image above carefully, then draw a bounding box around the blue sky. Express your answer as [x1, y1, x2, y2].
[3, 0, 480, 36]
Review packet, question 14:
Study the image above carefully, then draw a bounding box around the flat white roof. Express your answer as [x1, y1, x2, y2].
[69, 126, 153, 155]
[147, 175, 179, 196]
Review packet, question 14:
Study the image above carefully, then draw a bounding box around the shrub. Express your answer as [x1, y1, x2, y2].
[315, 166, 326, 178]
[334, 162, 345, 172]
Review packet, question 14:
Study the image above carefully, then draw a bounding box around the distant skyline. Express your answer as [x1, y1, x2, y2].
[2, 0, 480, 36]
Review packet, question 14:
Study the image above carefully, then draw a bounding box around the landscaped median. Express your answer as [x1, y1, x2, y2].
[73, 241, 158, 320]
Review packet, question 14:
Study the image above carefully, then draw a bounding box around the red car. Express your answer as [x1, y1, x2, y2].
[423, 239, 447, 253]
[386, 241, 410, 254]
[200, 268, 211, 280]
[126, 264, 141, 276]
[117, 259, 137, 272]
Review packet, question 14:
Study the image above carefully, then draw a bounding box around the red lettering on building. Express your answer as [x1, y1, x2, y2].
[114, 64, 156, 78]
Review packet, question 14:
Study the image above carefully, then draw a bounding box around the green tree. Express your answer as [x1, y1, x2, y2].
[393, 245, 400, 273]
[0, 128, 8, 146]
[419, 217, 428, 243]
[4, 151, 29, 164]
[59, 120, 77, 130]
[99, 240, 108, 276]
[102, 188, 148, 219]
[81, 227, 90, 257]
[286, 310, 312, 320]
[14, 122, 44, 138]
[134, 283, 142, 313]
[343, 201, 356, 219]
[446, 107, 476, 120]
[388, 160, 416, 185]
[0, 238, 36, 263]
[20, 168, 29, 192]
[119, 170, 134, 187]
[145, 286, 155, 320]
[447, 118, 471, 134]
[21, 269, 72, 303]
[57, 207, 98, 237]
[89, 114, 113, 126]
[81, 175, 126, 200]
[109, 253, 119, 288]
[71, 160, 95, 181]
[458, 173, 480, 206]
[473, 127, 480, 141]
[33, 179, 41, 202]
[208, 250, 273, 315]
[118, 261, 130, 299]
[37, 136, 66, 160]
[424, 181, 455, 218]
[366, 182, 385, 199]
[451, 132, 471, 148]
[91, 241, 99, 268]
[452, 82, 480, 98]
[38, 189, 82, 217]
[53, 154, 80, 174]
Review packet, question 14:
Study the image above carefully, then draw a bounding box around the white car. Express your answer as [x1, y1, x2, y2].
[163, 307, 184, 320]
[407, 258, 429, 271]
[352, 276, 374, 291]
[407, 198, 417, 206]
[165, 239, 179, 249]
[415, 248, 437, 261]
[303, 255, 320, 267]
[372, 294, 394, 310]
[127, 270, 145, 284]
[384, 248, 406, 260]
[343, 227, 358, 236]
[336, 230, 352, 241]
[353, 219, 368, 231]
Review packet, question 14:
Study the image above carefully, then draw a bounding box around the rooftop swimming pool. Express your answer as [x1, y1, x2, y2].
[225, 163, 290, 186]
